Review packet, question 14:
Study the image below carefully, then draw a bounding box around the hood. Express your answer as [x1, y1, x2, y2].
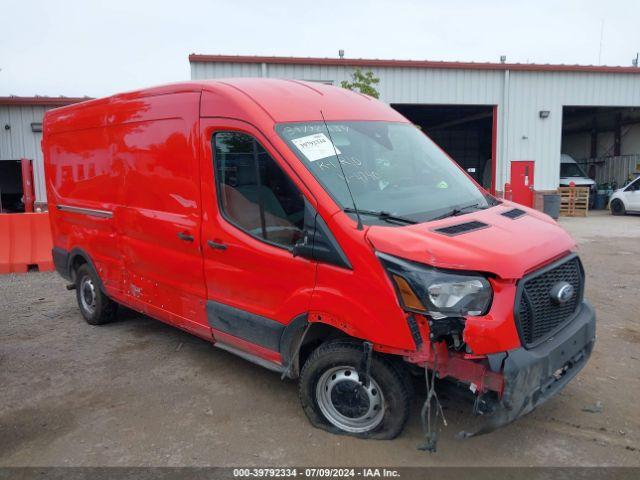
[559, 177, 595, 186]
[365, 203, 576, 280]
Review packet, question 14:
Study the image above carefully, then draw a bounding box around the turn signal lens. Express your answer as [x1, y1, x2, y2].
[392, 274, 426, 311]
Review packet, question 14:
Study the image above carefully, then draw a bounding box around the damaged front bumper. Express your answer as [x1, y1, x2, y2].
[468, 300, 596, 435]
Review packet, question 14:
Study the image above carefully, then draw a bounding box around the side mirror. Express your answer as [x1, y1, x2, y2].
[292, 230, 314, 259]
[292, 198, 351, 269]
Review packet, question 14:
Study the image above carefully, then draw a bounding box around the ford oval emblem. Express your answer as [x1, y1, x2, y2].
[550, 281, 575, 304]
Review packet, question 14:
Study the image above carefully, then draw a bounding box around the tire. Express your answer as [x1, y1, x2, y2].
[610, 199, 626, 216]
[75, 263, 117, 325]
[299, 340, 412, 440]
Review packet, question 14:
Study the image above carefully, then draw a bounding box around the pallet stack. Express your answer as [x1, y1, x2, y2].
[559, 186, 589, 217]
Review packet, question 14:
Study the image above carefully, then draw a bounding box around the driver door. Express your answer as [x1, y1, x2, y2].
[198, 118, 317, 362]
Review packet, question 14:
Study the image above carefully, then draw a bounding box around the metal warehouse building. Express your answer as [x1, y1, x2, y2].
[190, 54, 640, 209]
[0, 96, 89, 212]
[3, 56, 640, 213]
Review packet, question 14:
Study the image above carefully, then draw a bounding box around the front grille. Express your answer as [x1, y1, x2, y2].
[515, 255, 583, 348]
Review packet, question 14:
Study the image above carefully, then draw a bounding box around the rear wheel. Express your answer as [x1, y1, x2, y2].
[611, 199, 626, 216]
[299, 340, 412, 439]
[75, 263, 117, 325]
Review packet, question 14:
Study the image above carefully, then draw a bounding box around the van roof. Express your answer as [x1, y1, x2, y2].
[45, 79, 405, 123]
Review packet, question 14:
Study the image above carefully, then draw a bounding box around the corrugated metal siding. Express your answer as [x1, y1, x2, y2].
[576, 155, 639, 186]
[191, 61, 640, 191]
[503, 71, 640, 190]
[562, 123, 640, 160]
[191, 62, 504, 104]
[190, 62, 263, 79]
[0, 104, 51, 204]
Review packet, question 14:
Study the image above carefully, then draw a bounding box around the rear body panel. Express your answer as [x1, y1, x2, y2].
[44, 90, 209, 338]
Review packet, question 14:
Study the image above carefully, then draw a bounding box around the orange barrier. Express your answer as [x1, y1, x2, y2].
[0, 212, 54, 274]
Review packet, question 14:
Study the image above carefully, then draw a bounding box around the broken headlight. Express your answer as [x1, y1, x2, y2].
[378, 252, 492, 319]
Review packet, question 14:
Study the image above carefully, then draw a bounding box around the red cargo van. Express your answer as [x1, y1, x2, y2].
[43, 79, 595, 442]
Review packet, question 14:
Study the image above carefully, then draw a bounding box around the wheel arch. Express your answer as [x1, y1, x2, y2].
[280, 316, 357, 379]
[67, 248, 107, 294]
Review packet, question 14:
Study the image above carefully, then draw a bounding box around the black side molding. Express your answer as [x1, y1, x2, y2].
[52, 247, 71, 280]
[53, 246, 108, 294]
[206, 301, 286, 352]
[279, 314, 309, 369]
[206, 301, 311, 378]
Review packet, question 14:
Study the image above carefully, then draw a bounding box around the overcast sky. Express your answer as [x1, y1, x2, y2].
[1, 0, 639, 98]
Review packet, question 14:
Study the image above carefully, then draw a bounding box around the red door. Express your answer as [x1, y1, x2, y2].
[198, 118, 317, 363]
[113, 93, 209, 338]
[510, 161, 534, 207]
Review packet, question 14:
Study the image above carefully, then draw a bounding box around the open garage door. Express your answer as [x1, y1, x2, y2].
[562, 106, 640, 193]
[0, 159, 34, 213]
[0, 160, 25, 213]
[391, 104, 496, 194]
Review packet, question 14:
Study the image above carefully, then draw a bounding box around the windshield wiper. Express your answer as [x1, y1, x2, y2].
[430, 202, 487, 221]
[344, 208, 417, 225]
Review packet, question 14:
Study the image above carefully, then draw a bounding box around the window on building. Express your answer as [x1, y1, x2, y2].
[213, 132, 305, 248]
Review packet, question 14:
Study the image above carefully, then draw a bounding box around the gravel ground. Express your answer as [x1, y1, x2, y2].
[0, 211, 639, 466]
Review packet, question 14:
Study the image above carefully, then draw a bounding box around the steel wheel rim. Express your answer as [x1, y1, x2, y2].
[316, 366, 385, 433]
[80, 276, 97, 315]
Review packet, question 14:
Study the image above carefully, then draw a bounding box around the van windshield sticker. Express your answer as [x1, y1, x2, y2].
[291, 133, 341, 162]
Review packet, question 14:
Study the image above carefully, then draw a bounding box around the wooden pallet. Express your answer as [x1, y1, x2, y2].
[559, 186, 589, 217]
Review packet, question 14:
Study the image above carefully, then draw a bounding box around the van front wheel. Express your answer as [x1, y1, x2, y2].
[75, 264, 117, 325]
[299, 340, 411, 439]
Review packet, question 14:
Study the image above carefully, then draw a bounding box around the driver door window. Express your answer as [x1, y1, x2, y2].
[213, 132, 304, 248]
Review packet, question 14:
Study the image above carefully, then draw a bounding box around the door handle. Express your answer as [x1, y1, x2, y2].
[207, 240, 227, 251]
[177, 231, 194, 242]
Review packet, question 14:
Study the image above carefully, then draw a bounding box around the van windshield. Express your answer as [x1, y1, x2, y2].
[560, 163, 587, 178]
[276, 121, 493, 225]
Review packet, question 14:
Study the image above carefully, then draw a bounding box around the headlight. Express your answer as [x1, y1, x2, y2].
[378, 252, 492, 319]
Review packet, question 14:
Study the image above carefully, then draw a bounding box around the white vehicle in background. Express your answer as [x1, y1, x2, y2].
[610, 175, 640, 215]
[560, 154, 596, 207]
